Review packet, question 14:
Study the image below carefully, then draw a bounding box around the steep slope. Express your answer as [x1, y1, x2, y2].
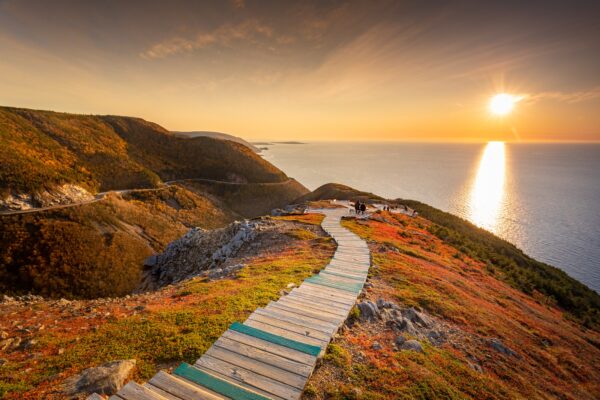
[0, 106, 293, 203]
[305, 211, 600, 399]
[171, 130, 260, 153]
[0, 185, 237, 299]
[295, 183, 384, 203]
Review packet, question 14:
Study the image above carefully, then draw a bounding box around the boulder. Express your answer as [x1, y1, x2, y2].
[396, 317, 419, 336]
[400, 340, 423, 353]
[402, 307, 433, 328]
[395, 335, 407, 347]
[62, 359, 136, 397]
[357, 301, 379, 321]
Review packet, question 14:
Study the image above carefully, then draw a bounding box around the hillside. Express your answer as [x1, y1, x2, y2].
[305, 210, 600, 399]
[0, 106, 309, 299]
[0, 207, 598, 399]
[0, 185, 237, 299]
[295, 183, 384, 204]
[171, 131, 260, 153]
[0, 106, 292, 203]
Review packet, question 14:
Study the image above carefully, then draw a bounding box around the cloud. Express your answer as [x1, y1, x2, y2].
[141, 19, 276, 59]
[528, 87, 600, 104]
[232, 0, 245, 9]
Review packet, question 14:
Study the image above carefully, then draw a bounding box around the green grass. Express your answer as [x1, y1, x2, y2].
[0, 238, 335, 398]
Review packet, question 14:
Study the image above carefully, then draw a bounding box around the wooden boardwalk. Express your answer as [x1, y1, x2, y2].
[103, 208, 370, 400]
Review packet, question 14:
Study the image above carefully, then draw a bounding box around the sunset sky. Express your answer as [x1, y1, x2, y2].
[1, 0, 599, 142]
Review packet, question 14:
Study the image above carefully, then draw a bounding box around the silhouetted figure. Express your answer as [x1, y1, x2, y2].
[360, 203, 366, 214]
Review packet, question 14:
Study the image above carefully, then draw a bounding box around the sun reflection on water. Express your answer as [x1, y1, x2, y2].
[469, 141, 506, 231]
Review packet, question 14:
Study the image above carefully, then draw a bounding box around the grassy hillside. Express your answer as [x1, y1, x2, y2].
[306, 211, 600, 399]
[0, 106, 290, 197]
[0, 186, 236, 299]
[401, 199, 600, 327]
[0, 215, 334, 399]
[181, 179, 308, 218]
[295, 183, 384, 204]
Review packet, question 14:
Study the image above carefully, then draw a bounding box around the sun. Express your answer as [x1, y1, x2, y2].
[489, 93, 520, 116]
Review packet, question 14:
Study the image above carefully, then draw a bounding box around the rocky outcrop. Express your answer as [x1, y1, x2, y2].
[62, 359, 136, 398]
[0, 184, 94, 211]
[139, 220, 266, 290]
[355, 298, 446, 348]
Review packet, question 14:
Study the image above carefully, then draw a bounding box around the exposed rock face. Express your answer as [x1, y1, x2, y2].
[62, 359, 136, 398]
[354, 298, 448, 347]
[0, 184, 94, 211]
[139, 220, 265, 290]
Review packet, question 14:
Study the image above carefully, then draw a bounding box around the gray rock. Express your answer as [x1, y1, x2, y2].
[87, 393, 105, 400]
[357, 301, 379, 321]
[427, 330, 445, 345]
[62, 359, 136, 397]
[143, 255, 158, 267]
[395, 335, 406, 347]
[372, 341, 382, 350]
[402, 307, 433, 328]
[488, 338, 518, 357]
[396, 317, 419, 336]
[400, 339, 423, 353]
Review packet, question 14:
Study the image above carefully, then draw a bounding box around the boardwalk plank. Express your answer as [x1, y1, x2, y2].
[247, 312, 331, 341]
[196, 355, 301, 400]
[214, 336, 313, 377]
[254, 308, 336, 334]
[221, 330, 317, 366]
[243, 319, 327, 347]
[267, 302, 342, 325]
[205, 345, 307, 389]
[143, 383, 184, 400]
[148, 371, 228, 400]
[118, 381, 167, 400]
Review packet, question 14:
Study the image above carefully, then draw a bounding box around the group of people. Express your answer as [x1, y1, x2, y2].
[353, 200, 367, 214]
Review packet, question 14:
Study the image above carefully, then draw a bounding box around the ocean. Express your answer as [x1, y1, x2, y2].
[260, 142, 600, 293]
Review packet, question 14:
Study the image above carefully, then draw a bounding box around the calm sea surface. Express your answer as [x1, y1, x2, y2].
[261, 142, 600, 292]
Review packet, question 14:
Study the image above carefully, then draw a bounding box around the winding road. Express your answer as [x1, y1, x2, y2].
[0, 178, 295, 216]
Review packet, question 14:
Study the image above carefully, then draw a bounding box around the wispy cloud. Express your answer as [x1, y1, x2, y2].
[528, 87, 600, 104]
[140, 19, 276, 59]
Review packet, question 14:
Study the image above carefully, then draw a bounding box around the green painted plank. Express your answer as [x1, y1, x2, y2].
[230, 321, 321, 357]
[305, 277, 362, 293]
[319, 271, 364, 281]
[174, 362, 269, 400]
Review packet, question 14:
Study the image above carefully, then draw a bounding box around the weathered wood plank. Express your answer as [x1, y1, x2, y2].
[196, 355, 301, 400]
[118, 381, 168, 400]
[143, 383, 183, 400]
[254, 308, 336, 334]
[300, 282, 357, 300]
[148, 371, 228, 400]
[204, 345, 307, 389]
[267, 301, 342, 325]
[277, 296, 349, 317]
[286, 291, 354, 310]
[247, 312, 331, 341]
[213, 336, 314, 377]
[243, 319, 327, 347]
[221, 330, 317, 366]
